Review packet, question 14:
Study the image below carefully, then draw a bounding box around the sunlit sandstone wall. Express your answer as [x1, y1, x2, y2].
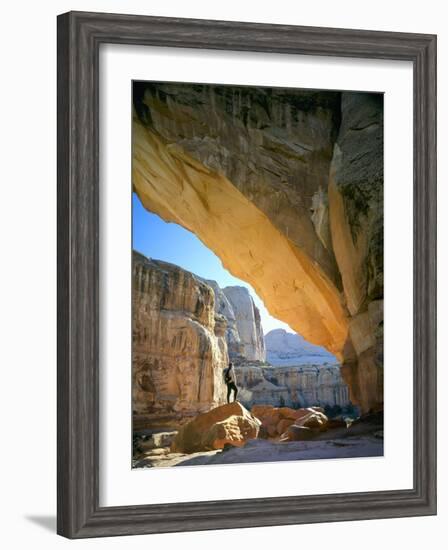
[223, 286, 266, 362]
[132, 85, 383, 413]
[234, 364, 350, 409]
[132, 252, 227, 429]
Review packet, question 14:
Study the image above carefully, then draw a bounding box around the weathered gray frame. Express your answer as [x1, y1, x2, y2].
[57, 11, 437, 538]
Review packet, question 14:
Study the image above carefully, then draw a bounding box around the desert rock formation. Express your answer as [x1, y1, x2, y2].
[133, 252, 349, 426]
[234, 364, 349, 410]
[171, 402, 261, 453]
[132, 84, 384, 413]
[132, 252, 227, 429]
[222, 286, 266, 362]
[199, 279, 244, 359]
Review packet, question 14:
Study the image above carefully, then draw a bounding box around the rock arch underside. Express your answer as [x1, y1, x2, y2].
[133, 83, 384, 414]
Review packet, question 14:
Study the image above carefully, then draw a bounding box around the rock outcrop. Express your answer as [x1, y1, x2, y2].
[265, 328, 336, 366]
[133, 86, 348, 358]
[133, 84, 384, 412]
[171, 402, 261, 453]
[200, 279, 244, 359]
[251, 405, 328, 440]
[222, 286, 266, 362]
[132, 252, 227, 429]
[281, 409, 329, 441]
[329, 93, 384, 411]
[235, 364, 350, 409]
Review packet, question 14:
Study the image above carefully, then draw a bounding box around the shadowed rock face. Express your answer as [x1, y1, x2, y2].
[329, 93, 384, 411]
[132, 83, 383, 413]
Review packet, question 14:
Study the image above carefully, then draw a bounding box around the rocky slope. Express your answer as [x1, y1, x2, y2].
[234, 364, 349, 409]
[133, 84, 384, 412]
[265, 328, 336, 366]
[132, 252, 227, 429]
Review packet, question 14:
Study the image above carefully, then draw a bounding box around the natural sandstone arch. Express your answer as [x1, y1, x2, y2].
[132, 85, 384, 414]
[133, 119, 349, 357]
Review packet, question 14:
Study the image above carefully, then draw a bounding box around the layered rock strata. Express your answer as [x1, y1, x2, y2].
[222, 286, 266, 362]
[329, 93, 384, 411]
[200, 279, 244, 359]
[133, 89, 348, 357]
[133, 83, 384, 412]
[200, 280, 266, 363]
[234, 364, 350, 409]
[132, 252, 227, 429]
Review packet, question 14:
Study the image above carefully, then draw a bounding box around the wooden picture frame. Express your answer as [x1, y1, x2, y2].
[57, 11, 437, 538]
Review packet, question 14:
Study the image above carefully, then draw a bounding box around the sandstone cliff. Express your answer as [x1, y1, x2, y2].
[222, 286, 266, 362]
[329, 93, 384, 411]
[234, 364, 349, 410]
[132, 252, 227, 429]
[133, 84, 384, 412]
[199, 278, 244, 360]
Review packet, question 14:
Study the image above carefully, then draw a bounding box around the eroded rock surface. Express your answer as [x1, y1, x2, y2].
[329, 93, 384, 411]
[133, 84, 384, 412]
[133, 252, 227, 429]
[200, 279, 244, 359]
[171, 402, 261, 453]
[235, 364, 350, 409]
[133, 89, 349, 358]
[223, 286, 266, 362]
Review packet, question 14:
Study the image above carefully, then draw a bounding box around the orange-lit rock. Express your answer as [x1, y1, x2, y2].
[133, 121, 348, 357]
[132, 85, 384, 413]
[171, 402, 261, 453]
[132, 252, 227, 429]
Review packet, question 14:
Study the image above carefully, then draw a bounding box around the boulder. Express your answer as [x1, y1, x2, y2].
[277, 418, 295, 435]
[280, 408, 329, 441]
[138, 431, 178, 451]
[171, 402, 261, 453]
[294, 409, 328, 431]
[252, 406, 329, 439]
[281, 425, 315, 441]
[202, 415, 260, 450]
[252, 404, 275, 418]
[278, 407, 302, 420]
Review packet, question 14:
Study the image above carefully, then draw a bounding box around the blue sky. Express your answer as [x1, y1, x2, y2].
[132, 193, 293, 334]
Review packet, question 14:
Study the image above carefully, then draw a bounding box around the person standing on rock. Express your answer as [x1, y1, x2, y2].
[224, 362, 238, 403]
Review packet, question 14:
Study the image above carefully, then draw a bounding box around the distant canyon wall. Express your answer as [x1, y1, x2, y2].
[133, 84, 384, 413]
[235, 364, 350, 410]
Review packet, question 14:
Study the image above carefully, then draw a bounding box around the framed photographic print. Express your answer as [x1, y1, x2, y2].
[57, 11, 437, 538]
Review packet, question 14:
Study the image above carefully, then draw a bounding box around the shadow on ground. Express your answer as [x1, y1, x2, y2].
[25, 515, 56, 533]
